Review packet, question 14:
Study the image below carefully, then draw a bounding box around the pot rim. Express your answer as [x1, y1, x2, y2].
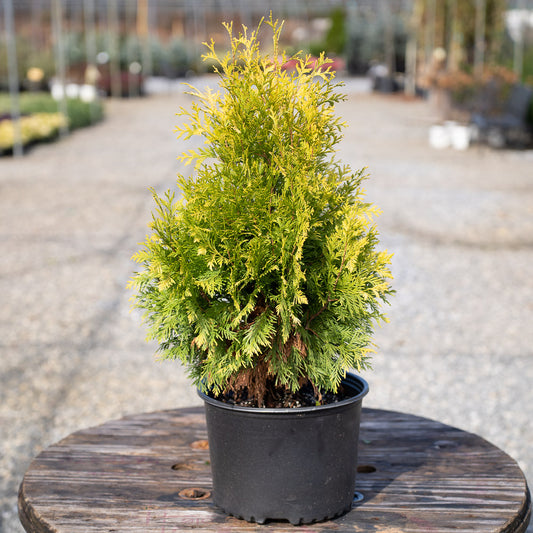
[197, 372, 368, 414]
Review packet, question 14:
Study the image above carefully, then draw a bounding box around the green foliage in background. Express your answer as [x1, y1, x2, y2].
[130, 18, 393, 406]
[0, 112, 67, 151]
[0, 92, 104, 153]
[0, 92, 104, 129]
[309, 7, 347, 58]
[64, 97, 104, 130]
[326, 8, 348, 55]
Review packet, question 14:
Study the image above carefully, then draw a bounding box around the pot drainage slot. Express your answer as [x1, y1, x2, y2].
[353, 491, 364, 504]
[178, 488, 211, 500]
[357, 464, 377, 473]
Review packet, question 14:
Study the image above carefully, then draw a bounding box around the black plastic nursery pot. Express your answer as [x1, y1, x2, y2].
[198, 373, 369, 525]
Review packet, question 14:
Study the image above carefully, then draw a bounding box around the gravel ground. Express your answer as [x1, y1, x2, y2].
[1, 79, 532, 532]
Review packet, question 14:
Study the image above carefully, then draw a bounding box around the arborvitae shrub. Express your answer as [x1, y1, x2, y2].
[130, 18, 393, 407]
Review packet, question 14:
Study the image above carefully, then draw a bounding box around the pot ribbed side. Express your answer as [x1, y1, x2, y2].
[199, 373, 368, 525]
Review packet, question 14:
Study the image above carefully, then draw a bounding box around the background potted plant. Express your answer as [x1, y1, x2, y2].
[130, 17, 393, 525]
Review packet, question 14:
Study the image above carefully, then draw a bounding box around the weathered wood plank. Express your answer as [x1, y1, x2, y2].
[18, 407, 531, 532]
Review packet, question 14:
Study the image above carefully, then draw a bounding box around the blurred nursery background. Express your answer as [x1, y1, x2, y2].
[1, 1, 533, 532]
[2, 0, 533, 153]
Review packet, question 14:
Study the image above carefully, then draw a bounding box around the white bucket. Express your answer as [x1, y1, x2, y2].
[429, 125, 450, 149]
[449, 124, 471, 150]
[429, 123, 471, 150]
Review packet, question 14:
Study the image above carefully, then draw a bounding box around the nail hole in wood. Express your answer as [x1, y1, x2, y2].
[171, 462, 192, 471]
[171, 460, 209, 471]
[353, 491, 365, 504]
[178, 488, 211, 500]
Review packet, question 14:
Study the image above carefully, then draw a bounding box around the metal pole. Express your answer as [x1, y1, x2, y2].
[51, 0, 69, 138]
[446, 0, 459, 71]
[107, 0, 122, 98]
[2, 0, 23, 156]
[126, 0, 138, 97]
[31, 0, 44, 73]
[425, 0, 436, 65]
[83, 0, 99, 121]
[380, 0, 396, 79]
[474, 0, 486, 77]
[137, 0, 152, 79]
[405, 0, 423, 97]
[84, 0, 98, 73]
[514, 0, 526, 81]
[192, 0, 200, 60]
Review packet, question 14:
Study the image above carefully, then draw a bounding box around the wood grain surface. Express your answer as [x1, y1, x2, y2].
[18, 407, 531, 532]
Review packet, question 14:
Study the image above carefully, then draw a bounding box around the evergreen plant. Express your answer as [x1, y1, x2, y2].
[130, 17, 393, 407]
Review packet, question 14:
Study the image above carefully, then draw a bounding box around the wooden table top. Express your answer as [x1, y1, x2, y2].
[19, 407, 531, 532]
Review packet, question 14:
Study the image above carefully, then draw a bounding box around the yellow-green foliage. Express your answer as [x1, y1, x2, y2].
[0, 112, 67, 150]
[130, 17, 393, 398]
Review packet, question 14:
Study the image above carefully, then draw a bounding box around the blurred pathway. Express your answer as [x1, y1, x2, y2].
[1, 84, 532, 532]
